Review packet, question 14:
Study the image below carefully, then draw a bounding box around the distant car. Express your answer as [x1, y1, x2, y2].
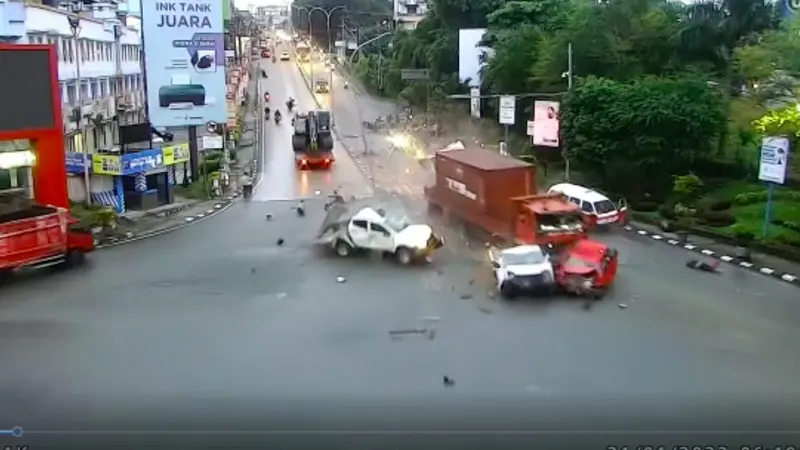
[280, 51, 290, 61]
[314, 80, 330, 93]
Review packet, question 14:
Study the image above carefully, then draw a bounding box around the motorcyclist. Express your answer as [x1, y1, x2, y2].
[272, 56, 277, 63]
[261, 69, 267, 78]
[274, 110, 282, 124]
[286, 97, 295, 111]
[264, 92, 270, 102]
[344, 81, 349, 89]
[240, 172, 253, 199]
[264, 106, 271, 120]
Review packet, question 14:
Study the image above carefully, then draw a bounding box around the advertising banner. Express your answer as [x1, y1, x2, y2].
[163, 143, 191, 165]
[65, 152, 88, 173]
[141, 0, 227, 127]
[532, 101, 560, 147]
[122, 149, 164, 174]
[758, 136, 790, 184]
[92, 154, 122, 175]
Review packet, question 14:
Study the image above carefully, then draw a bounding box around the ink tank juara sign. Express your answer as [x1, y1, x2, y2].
[141, 0, 226, 127]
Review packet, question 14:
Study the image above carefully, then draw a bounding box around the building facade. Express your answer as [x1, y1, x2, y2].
[393, 0, 426, 30]
[0, 0, 144, 207]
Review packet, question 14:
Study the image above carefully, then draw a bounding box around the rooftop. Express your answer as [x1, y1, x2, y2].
[436, 142, 532, 171]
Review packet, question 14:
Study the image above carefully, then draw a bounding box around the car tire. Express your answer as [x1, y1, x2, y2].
[335, 240, 353, 257]
[395, 247, 413, 265]
[500, 282, 516, 299]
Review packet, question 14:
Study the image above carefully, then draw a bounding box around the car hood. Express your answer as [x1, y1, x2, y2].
[396, 224, 434, 248]
[506, 263, 552, 276]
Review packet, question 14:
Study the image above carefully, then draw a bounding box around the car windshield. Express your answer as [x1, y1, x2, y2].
[503, 250, 546, 266]
[594, 200, 616, 214]
[384, 214, 410, 232]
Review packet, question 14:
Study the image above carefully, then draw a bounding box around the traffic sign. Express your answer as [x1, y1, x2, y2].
[758, 136, 790, 184]
[498, 96, 515, 125]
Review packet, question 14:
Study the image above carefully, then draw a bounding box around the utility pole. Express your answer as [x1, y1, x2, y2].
[564, 41, 573, 180]
[68, 5, 91, 206]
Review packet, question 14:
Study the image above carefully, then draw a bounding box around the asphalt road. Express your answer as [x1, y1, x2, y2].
[1, 52, 800, 450]
[253, 50, 372, 201]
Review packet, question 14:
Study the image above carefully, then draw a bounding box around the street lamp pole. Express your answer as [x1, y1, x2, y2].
[67, 6, 90, 206]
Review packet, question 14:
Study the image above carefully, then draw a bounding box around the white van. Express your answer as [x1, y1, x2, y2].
[547, 183, 627, 226]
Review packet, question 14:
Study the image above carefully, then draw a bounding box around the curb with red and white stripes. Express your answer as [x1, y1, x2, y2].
[622, 224, 799, 287]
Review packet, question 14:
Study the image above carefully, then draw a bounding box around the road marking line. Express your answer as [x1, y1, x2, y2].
[782, 274, 798, 282]
[684, 244, 696, 250]
[701, 249, 714, 255]
[197, 214, 205, 218]
[739, 261, 753, 268]
[206, 209, 214, 214]
[637, 230, 648, 235]
[667, 239, 679, 245]
[720, 255, 734, 262]
[651, 235, 663, 240]
[759, 267, 775, 275]
[214, 204, 222, 209]
[185, 217, 194, 222]
[624, 226, 633, 231]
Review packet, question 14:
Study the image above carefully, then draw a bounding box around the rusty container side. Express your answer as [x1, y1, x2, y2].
[433, 154, 488, 218]
[483, 166, 535, 225]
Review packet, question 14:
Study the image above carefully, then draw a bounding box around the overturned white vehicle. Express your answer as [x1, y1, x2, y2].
[316, 199, 444, 265]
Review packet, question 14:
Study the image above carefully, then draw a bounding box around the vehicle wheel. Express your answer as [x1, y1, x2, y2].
[500, 283, 516, 299]
[64, 250, 86, 268]
[395, 247, 413, 265]
[335, 240, 353, 257]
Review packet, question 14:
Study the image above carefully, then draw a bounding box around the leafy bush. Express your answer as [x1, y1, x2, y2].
[706, 199, 732, 211]
[733, 190, 800, 206]
[772, 218, 800, 233]
[673, 173, 704, 200]
[729, 223, 755, 242]
[697, 211, 736, 227]
[674, 203, 698, 217]
[630, 200, 659, 212]
[658, 203, 677, 219]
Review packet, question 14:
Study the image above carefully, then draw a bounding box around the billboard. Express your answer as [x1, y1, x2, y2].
[141, 0, 227, 127]
[0, 48, 55, 132]
[532, 101, 560, 147]
[458, 28, 489, 87]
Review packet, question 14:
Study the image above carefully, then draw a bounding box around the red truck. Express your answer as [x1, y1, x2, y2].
[0, 43, 94, 281]
[423, 142, 586, 247]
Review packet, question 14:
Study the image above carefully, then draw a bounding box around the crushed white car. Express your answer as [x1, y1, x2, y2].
[316, 199, 444, 265]
[488, 245, 556, 298]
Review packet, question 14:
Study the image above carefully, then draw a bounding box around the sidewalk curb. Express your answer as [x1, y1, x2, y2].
[95, 193, 241, 250]
[295, 61, 375, 186]
[621, 223, 799, 287]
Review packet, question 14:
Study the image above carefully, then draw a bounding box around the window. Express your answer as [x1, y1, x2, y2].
[352, 220, 368, 230]
[68, 39, 74, 62]
[66, 83, 76, 105]
[60, 39, 69, 62]
[106, 43, 112, 61]
[80, 81, 89, 102]
[593, 200, 616, 215]
[568, 197, 580, 205]
[580, 201, 594, 213]
[370, 223, 390, 236]
[100, 80, 107, 97]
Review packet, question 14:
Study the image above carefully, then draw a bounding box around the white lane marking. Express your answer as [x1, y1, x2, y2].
[759, 267, 775, 275]
[637, 230, 648, 235]
[197, 214, 205, 218]
[701, 249, 714, 255]
[739, 261, 754, 268]
[684, 244, 696, 250]
[667, 239, 679, 245]
[185, 217, 194, 222]
[651, 235, 663, 240]
[782, 274, 798, 283]
[720, 255, 734, 262]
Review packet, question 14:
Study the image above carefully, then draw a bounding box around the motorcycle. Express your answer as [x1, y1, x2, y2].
[274, 113, 282, 125]
[243, 184, 253, 200]
[324, 191, 345, 211]
[261, 69, 267, 78]
[265, 109, 271, 120]
[264, 93, 270, 103]
[286, 100, 295, 112]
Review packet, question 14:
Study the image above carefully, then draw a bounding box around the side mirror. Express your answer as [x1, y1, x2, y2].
[491, 261, 500, 269]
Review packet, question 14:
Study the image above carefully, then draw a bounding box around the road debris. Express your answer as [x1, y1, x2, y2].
[443, 376, 455, 387]
[296, 202, 305, 217]
[251, 268, 257, 274]
[276, 238, 285, 246]
[265, 213, 272, 220]
[389, 328, 432, 339]
[336, 276, 346, 283]
[618, 303, 628, 309]
[315, 190, 321, 196]
[478, 306, 493, 314]
[460, 294, 473, 300]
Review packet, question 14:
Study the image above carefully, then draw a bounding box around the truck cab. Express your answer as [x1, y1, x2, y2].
[512, 194, 586, 248]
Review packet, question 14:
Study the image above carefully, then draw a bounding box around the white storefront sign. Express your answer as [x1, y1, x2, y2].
[532, 101, 560, 147]
[498, 96, 515, 125]
[758, 136, 790, 184]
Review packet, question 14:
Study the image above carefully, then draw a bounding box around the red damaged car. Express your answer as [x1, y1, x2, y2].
[553, 239, 618, 299]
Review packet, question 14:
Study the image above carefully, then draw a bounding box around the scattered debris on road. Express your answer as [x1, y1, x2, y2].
[686, 259, 720, 274]
[251, 268, 257, 274]
[336, 276, 346, 283]
[276, 238, 285, 246]
[618, 303, 628, 309]
[460, 294, 473, 300]
[443, 376, 455, 387]
[265, 213, 272, 220]
[389, 328, 432, 339]
[315, 190, 321, 196]
[478, 306, 493, 314]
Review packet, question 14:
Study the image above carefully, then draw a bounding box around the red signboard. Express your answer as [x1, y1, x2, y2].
[0, 44, 67, 209]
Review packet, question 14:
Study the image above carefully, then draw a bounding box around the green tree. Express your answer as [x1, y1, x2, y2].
[561, 75, 726, 195]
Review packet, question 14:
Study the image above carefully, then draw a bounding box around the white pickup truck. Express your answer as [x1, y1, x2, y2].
[488, 245, 556, 298]
[316, 200, 444, 265]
